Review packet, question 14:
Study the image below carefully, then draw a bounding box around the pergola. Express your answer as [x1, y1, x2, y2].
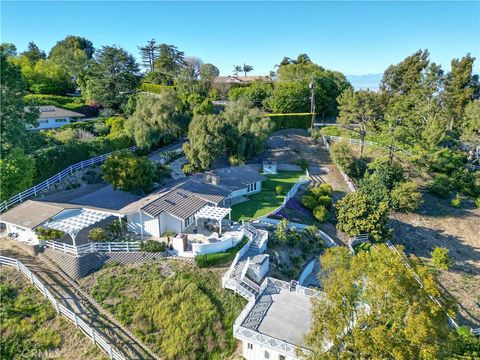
[44, 208, 113, 246]
[194, 205, 231, 234]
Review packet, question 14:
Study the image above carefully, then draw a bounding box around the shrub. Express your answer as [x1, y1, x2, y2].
[101, 151, 157, 194]
[451, 168, 480, 198]
[330, 142, 365, 179]
[88, 227, 109, 242]
[313, 205, 329, 223]
[302, 195, 317, 210]
[390, 181, 423, 212]
[35, 228, 64, 240]
[429, 174, 454, 198]
[275, 185, 284, 195]
[429, 149, 466, 175]
[450, 193, 462, 208]
[139, 83, 175, 94]
[299, 159, 308, 171]
[195, 237, 248, 268]
[475, 198, 480, 208]
[262, 113, 311, 130]
[140, 240, 166, 252]
[309, 183, 333, 199]
[368, 158, 405, 190]
[317, 195, 333, 209]
[431, 247, 454, 270]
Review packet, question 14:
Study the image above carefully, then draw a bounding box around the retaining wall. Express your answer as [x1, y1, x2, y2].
[44, 248, 168, 279]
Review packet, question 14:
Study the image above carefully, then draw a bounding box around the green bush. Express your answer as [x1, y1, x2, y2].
[429, 148, 466, 175]
[302, 195, 317, 210]
[24, 94, 98, 116]
[262, 113, 311, 130]
[431, 247, 454, 270]
[88, 227, 110, 242]
[195, 237, 248, 268]
[35, 227, 64, 240]
[140, 240, 167, 252]
[451, 169, 480, 198]
[450, 193, 462, 208]
[318, 183, 333, 196]
[139, 83, 175, 94]
[475, 198, 480, 208]
[317, 195, 333, 209]
[275, 185, 284, 195]
[390, 181, 423, 212]
[429, 174, 454, 198]
[313, 205, 329, 223]
[330, 141, 365, 179]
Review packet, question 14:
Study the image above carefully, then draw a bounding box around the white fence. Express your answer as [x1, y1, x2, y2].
[0, 146, 137, 213]
[270, 171, 310, 216]
[321, 135, 357, 192]
[322, 134, 413, 156]
[45, 240, 141, 257]
[0, 256, 125, 360]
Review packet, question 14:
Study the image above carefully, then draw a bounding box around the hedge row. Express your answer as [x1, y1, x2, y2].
[262, 113, 312, 130]
[33, 135, 133, 182]
[195, 237, 248, 268]
[24, 94, 99, 117]
[139, 83, 175, 94]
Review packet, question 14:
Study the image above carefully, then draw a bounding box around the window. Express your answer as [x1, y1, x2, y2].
[264, 351, 270, 359]
[247, 343, 253, 350]
[279, 356, 285, 360]
[254, 182, 257, 190]
[55, 118, 66, 123]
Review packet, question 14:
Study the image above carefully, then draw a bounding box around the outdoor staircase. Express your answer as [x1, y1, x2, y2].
[224, 223, 268, 301]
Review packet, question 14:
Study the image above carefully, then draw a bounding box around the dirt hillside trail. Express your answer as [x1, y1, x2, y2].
[0, 238, 157, 360]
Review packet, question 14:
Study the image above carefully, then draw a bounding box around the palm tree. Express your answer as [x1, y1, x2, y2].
[242, 63, 253, 77]
[233, 65, 242, 76]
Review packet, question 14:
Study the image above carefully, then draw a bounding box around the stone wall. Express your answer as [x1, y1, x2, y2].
[43, 248, 169, 279]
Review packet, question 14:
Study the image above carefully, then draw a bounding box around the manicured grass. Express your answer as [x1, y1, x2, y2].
[195, 237, 248, 268]
[231, 171, 304, 221]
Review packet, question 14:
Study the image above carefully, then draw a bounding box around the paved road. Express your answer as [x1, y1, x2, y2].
[0, 238, 157, 360]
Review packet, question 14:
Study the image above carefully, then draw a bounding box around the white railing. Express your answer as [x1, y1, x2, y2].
[322, 135, 413, 155]
[271, 172, 310, 215]
[322, 135, 357, 192]
[298, 258, 316, 286]
[222, 233, 254, 282]
[45, 240, 141, 257]
[191, 231, 244, 256]
[0, 256, 125, 360]
[0, 146, 137, 213]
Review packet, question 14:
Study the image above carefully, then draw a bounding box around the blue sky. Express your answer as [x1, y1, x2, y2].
[2, 1, 479, 76]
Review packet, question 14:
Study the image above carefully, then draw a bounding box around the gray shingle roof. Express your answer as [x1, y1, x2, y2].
[180, 179, 229, 204]
[141, 189, 207, 219]
[35, 106, 85, 119]
[205, 165, 267, 191]
[0, 201, 65, 230]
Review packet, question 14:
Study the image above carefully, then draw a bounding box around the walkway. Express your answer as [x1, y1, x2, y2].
[0, 237, 157, 360]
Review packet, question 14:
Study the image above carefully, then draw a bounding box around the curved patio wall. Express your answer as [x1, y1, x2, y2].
[298, 257, 316, 285]
[192, 230, 244, 256]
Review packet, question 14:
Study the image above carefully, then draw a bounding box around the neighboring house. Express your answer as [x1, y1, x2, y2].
[0, 165, 266, 243]
[213, 75, 272, 84]
[27, 106, 85, 130]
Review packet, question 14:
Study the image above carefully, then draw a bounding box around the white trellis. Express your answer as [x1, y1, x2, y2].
[44, 209, 113, 246]
[194, 205, 231, 234]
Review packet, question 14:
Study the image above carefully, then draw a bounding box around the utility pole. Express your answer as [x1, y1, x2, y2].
[309, 80, 316, 129]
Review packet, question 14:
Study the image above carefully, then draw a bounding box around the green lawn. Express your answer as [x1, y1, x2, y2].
[231, 171, 304, 221]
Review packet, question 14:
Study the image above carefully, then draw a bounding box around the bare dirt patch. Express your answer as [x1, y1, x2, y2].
[389, 193, 480, 327]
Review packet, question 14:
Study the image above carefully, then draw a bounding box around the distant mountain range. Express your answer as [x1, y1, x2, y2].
[346, 73, 383, 91]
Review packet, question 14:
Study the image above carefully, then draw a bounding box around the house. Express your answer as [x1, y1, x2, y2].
[27, 106, 85, 130]
[0, 165, 266, 244]
[126, 165, 266, 237]
[213, 75, 272, 84]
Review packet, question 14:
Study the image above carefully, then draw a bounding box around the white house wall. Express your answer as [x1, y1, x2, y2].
[240, 339, 297, 360]
[160, 212, 182, 234]
[30, 117, 72, 130]
[228, 181, 262, 199]
[127, 212, 160, 237]
[6, 224, 38, 245]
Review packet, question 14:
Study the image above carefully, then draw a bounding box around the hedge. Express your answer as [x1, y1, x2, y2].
[195, 237, 248, 268]
[261, 113, 312, 130]
[24, 94, 99, 117]
[139, 83, 175, 95]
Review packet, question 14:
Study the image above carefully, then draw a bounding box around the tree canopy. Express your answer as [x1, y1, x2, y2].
[306, 245, 456, 360]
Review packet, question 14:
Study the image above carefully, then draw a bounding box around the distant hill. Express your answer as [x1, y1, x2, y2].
[346, 73, 383, 91]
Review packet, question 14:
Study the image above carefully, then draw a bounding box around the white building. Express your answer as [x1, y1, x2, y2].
[27, 105, 85, 130]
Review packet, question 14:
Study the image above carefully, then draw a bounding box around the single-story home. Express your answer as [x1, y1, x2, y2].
[213, 75, 271, 84]
[27, 105, 85, 130]
[0, 165, 267, 244]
